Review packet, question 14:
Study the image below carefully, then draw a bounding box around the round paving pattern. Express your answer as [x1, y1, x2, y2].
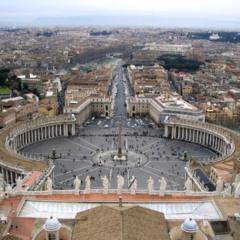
[92, 149, 149, 168]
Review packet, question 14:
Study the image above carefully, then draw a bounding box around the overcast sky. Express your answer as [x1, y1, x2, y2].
[1, 0, 240, 28]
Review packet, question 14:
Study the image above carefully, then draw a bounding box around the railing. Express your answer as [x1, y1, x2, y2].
[165, 116, 240, 140]
[9, 188, 220, 197]
[0, 159, 25, 173]
[28, 164, 55, 191]
[10, 115, 75, 136]
[184, 166, 206, 192]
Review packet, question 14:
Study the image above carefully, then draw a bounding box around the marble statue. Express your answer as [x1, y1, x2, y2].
[73, 176, 81, 195]
[130, 176, 137, 195]
[147, 176, 154, 195]
[216, 177, 224, 194]
[16, 176, 23, 193]
[184, 177, 192, 193]
[159, 177, 167, 196]
[5, 184, 12, 195]
[0, 174, 4, 192]
[234, 182, 240, 198]
[84, 176, 91, 194]
[101, 175, 110, 194]
[117, 174, 124, 194]
[46, 177, 53, 192]
[234, 173, 240, 183]
[232, 176, 240, 195]
[223, 183, 232, 197]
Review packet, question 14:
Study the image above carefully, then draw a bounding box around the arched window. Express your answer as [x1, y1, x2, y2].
[48, 233, 56, 240]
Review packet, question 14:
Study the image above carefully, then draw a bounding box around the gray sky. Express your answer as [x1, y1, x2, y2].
[1, 0, 240, 28]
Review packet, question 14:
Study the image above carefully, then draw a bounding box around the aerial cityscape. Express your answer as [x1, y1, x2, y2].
[0, 1, 240, 240]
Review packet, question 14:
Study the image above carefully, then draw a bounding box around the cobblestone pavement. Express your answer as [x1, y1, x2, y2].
[22, 124, 216, 190]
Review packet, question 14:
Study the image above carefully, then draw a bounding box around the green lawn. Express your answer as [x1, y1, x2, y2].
[0, 87, 11, 94]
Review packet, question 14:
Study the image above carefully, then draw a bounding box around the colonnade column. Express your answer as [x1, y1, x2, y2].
[51, 125, 54, 138]
[177, 127, 180, 139]
[64, 124, 68, 137]
[71, 124, 76, 136]
[172, 126, 176, 139]
[59, 124, 62, 136]
[164, 125, 169, 138]
[44, 127, 47, 139]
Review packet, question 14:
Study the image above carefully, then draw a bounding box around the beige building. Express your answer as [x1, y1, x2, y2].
[0, 109, 16, 128]
[128, 93, 205, 124]
[143, 43, 193, 55]
[65, 85, 97, 106]
[15, 102, 39, 121]
[66, 67, 112, 105]
[19, 74, 43, 95]
[64, 97, 112, 125]
[127, 64, 169, 96]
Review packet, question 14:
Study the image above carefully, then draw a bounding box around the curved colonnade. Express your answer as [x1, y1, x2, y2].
[164, 117, 236, 162]
[164, 116, 240, 191]
[6, 115, 76, 154]
[0, 115, 76, 187]
[0, 113, 239, 193]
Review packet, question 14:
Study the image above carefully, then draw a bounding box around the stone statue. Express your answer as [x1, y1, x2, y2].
[234, 182, 240, 198]
[73, 176, 81, 195]
[0, 174, 4, 192]
[101, 175, 110, 194]
[232, 176, 240, 195]
[46, 177, 53, 192]
[223, 183, 232, 197]
[117, 175, 124, 194]
[147, 176, 154, 195]
[130, 176, 137, 195]
[16, 177, 23, 193]
[84, 176, 91, 194]
[216, 177, 224, 194]
[5, 184, 12, 195]
[184, 177, 192, 193]
[234, 173, 240, 183]
[159, 177, 167, 196]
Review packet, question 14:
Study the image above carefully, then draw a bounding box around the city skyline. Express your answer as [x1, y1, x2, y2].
[1, 0, 240, 29]
[1, 2, 240, 239]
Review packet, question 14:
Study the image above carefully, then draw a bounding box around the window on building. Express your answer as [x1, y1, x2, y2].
[48, 233, 56, 240]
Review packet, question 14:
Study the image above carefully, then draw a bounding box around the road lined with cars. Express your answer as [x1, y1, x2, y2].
[85, 61, 155, 129]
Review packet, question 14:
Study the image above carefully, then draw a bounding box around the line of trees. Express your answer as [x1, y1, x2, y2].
[158, 54, 202, 72]
[0, 68, 21, 90]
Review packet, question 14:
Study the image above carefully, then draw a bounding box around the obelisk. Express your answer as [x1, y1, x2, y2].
[117, 126, 122, 158]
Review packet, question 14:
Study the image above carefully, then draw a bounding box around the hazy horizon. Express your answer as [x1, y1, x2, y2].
[1, 0, 240, 30]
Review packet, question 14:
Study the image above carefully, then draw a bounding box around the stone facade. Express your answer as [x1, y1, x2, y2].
[64, 97, 112, 125]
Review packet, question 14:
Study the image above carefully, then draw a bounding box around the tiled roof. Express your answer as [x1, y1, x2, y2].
[72, 205, 170, 240]
[0, 235, 22, 240]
